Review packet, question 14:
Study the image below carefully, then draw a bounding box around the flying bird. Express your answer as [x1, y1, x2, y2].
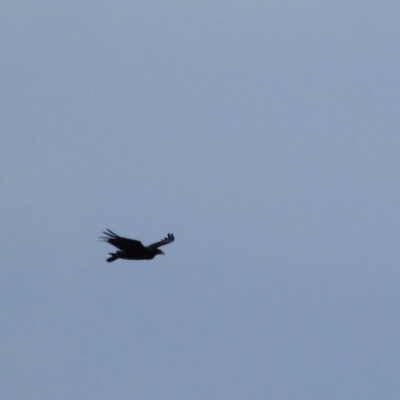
[100, 229, 175, 262]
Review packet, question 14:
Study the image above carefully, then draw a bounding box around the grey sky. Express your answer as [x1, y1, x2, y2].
[2, 1, 400, 399]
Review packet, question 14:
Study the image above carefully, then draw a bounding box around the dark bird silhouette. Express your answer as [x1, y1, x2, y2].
[100, 229, 175, 262]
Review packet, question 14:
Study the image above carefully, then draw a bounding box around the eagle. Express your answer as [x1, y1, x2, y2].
[100, 229, 175, 262]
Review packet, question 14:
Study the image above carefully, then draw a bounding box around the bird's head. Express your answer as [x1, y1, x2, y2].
[156, 249, 165, 256]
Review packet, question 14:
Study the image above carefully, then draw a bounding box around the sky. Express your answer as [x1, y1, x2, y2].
[1, 1, 400, 399]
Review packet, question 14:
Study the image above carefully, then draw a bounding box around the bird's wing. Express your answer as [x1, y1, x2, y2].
[100, 229, 145, 252]
[146, 233, 175, 249]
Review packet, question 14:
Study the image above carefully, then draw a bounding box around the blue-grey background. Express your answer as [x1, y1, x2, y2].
[2, 2, 400, 399]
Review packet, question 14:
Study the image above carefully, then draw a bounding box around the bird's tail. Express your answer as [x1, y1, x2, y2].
[106, 253, 119, 262]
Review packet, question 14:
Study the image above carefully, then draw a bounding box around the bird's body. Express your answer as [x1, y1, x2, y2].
[100, 229, 174, 262]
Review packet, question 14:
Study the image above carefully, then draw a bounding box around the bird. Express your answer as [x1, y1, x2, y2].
[100, 229, 175, 262]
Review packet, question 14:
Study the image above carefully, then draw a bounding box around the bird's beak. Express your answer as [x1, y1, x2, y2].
[160, 250, 165, 255]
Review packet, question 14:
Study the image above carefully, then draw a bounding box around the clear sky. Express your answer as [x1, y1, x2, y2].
[2, 2, 400, 399]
